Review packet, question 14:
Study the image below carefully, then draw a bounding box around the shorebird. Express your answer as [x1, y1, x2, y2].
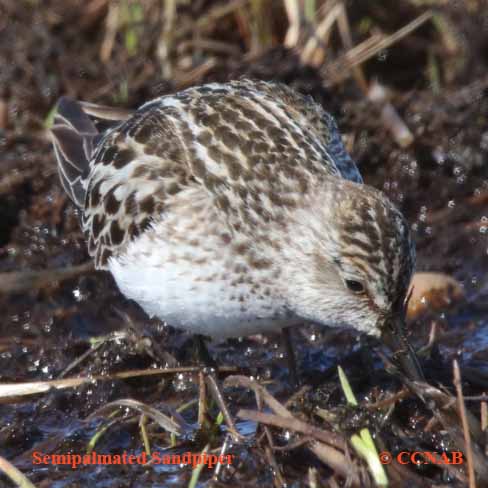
[51, 79, 422, 381]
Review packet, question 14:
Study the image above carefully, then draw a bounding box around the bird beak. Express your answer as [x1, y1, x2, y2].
[381, 316, 425, 382]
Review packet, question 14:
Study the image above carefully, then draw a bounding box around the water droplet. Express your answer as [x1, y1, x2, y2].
[42, 319, 52, 333]
[480, 132, 488, 151]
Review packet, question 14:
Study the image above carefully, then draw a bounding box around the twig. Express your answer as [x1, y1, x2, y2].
[0, 365, 238, 401]
[0, 262, 95, 294]
[0, 99, 7, 129]
[481, 400, 488, 457]
[453, 360, 476, 488]
[230, 377, 360, 484]
[417, 322, 438, 356]
[463, 395, 488, 402]
[198, 371, 207, 427]
[178, 38, 241, 56]
[254, 377, 285, 488]
[272, 436, 314, 451]
[481, 399, 487, 431]
[366, 387, 410, 410]
[237, 409, 346, 449]
[58, 334, 109, 378]
[308, 467, 318, 488]
[368, 81, 414, 147]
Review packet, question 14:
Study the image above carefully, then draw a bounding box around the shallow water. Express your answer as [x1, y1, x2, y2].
[2, 1, 488, 486]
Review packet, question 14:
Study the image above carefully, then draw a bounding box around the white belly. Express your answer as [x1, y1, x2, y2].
[108, 220, 292, 338]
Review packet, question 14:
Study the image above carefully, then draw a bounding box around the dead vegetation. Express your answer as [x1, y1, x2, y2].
[1, 0, 488, 487]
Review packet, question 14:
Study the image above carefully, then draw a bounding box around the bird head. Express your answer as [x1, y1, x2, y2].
[282, 178, 415, 342]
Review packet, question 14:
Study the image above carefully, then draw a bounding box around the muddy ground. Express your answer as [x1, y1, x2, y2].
[1, 1, 488, 487]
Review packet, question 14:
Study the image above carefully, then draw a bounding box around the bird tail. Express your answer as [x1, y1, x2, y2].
[50, 97, 100, 208]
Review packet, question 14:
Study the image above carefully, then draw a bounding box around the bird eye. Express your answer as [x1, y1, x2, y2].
[345, 280, 365, 294]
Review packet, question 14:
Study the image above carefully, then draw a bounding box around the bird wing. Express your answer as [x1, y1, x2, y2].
[81, 105, 196, 269]
[50, 97, 101, 207]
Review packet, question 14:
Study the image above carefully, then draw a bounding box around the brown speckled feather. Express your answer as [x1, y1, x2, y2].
[52, 79, 362, 269]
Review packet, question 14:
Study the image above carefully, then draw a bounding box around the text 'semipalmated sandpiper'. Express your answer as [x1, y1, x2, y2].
[51, 79, 422, 380]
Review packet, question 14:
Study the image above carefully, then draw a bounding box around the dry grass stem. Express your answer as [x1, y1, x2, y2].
[0, 365, 238, 402]
[481, 400, 487, 431]
[336, 2, 368, 93]
[100, 1, 119, 62]
[225, 375, 292, 417]
[205, 373, 242, 441]
[175, 58, 218, 90]
[283, 0, 301, 48]
[324, 10, 433, 86]
[453, 360, 477, 488]
[237, 409, 346, 449]
[309, 442, 361, 486]
[301, 2, 342, 66]
[87, 398, 189, 436]
[175, 0, 250, 39]
[197, 371, 207, 427]
[0, 455, 37, 488]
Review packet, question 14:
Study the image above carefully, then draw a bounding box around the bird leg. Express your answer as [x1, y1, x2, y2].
[281, 327, 299, 387]
[193, 334, 217, 368]
[192, 334, 242, 441]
